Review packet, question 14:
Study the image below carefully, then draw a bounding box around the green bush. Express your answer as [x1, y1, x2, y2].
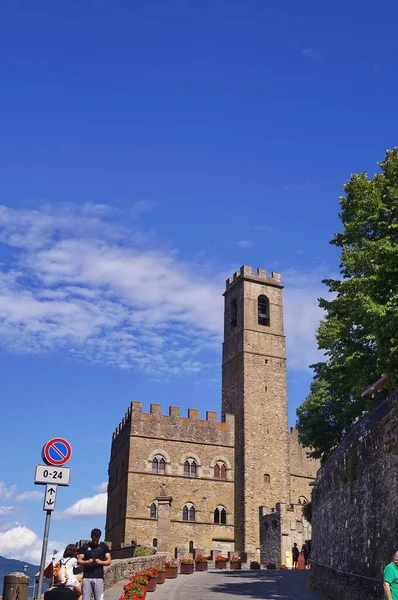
[133, 546, 154, 557]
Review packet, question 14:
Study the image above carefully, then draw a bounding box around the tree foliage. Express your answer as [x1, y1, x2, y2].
[297, 148, 398, 462]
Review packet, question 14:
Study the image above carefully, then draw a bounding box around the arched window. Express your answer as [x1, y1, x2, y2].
[189, 541, 194, 553]
[152, 455, 166, 474]
[214, 506, 227, 525]
[150, 502, 157, 519]
[184, 459, 197, 478]
[258, 295, 270, 326]
[230, 298, 238, 327]
[153, 538, 158, 548]
[298, 496, 308, 505]
[182, 503, 196, 521]
[264, 474, 270, 484]
[214, 461, 227, 480]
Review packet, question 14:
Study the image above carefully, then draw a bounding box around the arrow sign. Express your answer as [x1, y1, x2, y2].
[43, 484, 58, 511]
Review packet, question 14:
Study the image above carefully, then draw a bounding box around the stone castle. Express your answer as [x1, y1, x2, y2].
[105, 265, 318, 563]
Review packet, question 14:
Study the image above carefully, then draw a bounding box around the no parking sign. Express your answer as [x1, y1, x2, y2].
[42, 437, 72, 466]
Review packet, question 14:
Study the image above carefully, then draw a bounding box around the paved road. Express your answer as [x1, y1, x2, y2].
[105, 569, 324, 600]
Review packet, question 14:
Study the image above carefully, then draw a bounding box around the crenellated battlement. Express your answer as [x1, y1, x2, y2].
[225, 265, 282, 290]
[111, 401, 234, 451]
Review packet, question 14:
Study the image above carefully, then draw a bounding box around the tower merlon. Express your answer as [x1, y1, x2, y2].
[225, 265, 282, 290]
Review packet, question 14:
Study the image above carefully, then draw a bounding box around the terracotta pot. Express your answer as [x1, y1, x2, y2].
[215, 561, 227, 570]
[180, 563, 194, 574]
[156, 572, 165, 584]
[146, 577, 157, 592]
[195, 562, 208, 572]
[230, 562, 241, 570]
[165, 566, 178, 579]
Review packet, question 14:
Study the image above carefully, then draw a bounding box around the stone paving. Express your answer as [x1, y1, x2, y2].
[104, 569, 324, 600]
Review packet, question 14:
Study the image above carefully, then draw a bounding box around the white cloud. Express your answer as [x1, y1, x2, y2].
[0, 203, 222, 375]
[0, 481, 17, 499]
[284, 269, 330, 371]
[15, 491, 44, 502]
[0, 525, 63, 564]
[0, 506, 14, 516]
[0, 203, 327, 375]
[237, 240, 253, 248]
[94, 482, 108, 493]
[59, 493, 107, 518]
[301, 48, 322, 60]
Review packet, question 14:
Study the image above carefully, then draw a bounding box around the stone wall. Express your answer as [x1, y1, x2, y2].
[310, 392, 398, 600]
[288, 427, 318, 504]
[260, 502, 311, 566]
[104, 553, 169, 588]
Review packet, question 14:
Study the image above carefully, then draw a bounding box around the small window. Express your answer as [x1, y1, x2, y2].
[264, 474, 270, 484]
[298, 496, 308, 505]
[214, 461, 227, 480]
[153, 538, 158, 548]
[150, 502, 157, 519]
[152, 455, 166, 474]
[230, 298, 238, 327]
[182, 503, 195, 521]
[264, 522, 269, 531]
[189, 541, 194, 553]
[214, 506, 227, 525]
[258, 295, 270, 326]
[184, 459, 197, 478]
[272, 519, 278, 530]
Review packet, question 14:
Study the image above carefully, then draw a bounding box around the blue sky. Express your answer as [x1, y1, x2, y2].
[0, 0, 397, 563]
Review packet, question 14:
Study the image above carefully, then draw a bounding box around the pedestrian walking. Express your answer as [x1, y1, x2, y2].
[292, 543, 299, 569]
[302, 544, 309, 569]
[77, 528, 111, 600]
[383, 551, 398, 600]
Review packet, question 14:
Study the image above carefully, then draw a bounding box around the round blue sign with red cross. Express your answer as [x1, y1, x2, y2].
[42, 438, 72, 466]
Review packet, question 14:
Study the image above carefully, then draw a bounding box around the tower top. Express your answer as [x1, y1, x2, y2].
[225, 265, 282, 291]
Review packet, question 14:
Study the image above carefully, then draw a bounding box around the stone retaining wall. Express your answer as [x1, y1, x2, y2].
[104, 553, 170, 589]
[310, 396, 398, 600]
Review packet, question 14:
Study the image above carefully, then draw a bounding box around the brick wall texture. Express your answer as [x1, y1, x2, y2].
[106, 266, 318, 563]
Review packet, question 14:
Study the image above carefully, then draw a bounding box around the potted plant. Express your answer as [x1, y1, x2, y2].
[154, 564, 166, 584]
[266, 562, 276, 570]
[215, 555, 228, 570]
[194, 554, 208, 572]
[164, 560, 178, 579]
[121, 581, 146, 598]
[143, 568, 158, 592]
[180, 557, 194, 574]
[129, 575, 148, 586]
[230, 555, 241, 570]
[250, 561, 261, 569]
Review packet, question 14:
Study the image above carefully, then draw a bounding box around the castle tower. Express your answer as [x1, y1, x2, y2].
[222, 265, 289, 557]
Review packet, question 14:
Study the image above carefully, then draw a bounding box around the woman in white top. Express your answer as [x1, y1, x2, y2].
[60, 544, 83, 600]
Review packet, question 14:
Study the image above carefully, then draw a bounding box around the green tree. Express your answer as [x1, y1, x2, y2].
[297, 148, 398, 462]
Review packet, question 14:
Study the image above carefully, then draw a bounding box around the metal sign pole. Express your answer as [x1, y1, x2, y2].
[36, 510, 52, 600]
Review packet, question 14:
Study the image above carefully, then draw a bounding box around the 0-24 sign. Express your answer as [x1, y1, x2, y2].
[34, 464, 71, 486]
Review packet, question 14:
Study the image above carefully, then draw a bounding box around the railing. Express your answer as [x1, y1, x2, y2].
[317, 389, 398, 480]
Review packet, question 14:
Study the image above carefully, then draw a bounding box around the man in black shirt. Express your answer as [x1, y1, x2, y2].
[77, 528, 111, 600]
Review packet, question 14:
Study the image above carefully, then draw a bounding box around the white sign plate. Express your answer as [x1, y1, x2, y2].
[43, 484, 58, 511]
[35, 464, 71, 486]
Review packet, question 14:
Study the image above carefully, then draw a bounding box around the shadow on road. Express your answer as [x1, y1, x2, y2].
[208, 570, 321, 599]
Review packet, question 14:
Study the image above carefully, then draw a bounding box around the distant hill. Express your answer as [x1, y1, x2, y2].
[0, 556, 39, 595]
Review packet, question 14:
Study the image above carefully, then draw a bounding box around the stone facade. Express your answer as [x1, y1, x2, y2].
[310, 390, 398, 600]
[106, 265, 318, 563]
